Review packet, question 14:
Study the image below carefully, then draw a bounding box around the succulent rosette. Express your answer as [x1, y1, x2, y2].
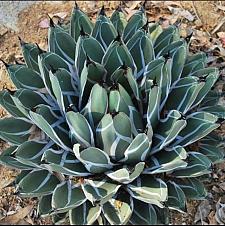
[0, 3, 224, 225]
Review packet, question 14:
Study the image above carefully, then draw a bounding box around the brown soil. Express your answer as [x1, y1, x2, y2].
[0, 1, 224, 225]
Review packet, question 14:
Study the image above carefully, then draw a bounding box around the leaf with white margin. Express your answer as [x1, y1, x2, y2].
[0, 146, 33, 170]
[29, 104, 72, 152]
[49, 68, 79, 113]
[166, 181, 186, 212]
[129, 199, 157, 225]
[5, 64, 44, 91]
[199, 105, 225, 119]
[0, 117, 33, 145]
[167, 76, 204, 114]
[172, 152, 212, 178]
[70, 3, 93, 42]
[74, 144, 114, 174]
[66, 111, 94, 147]
[176, 178, 207, 200]
[147, 85, 161, 129]
[15, 140, 54, 167]
[52, 180, 86, 213]
[151, 110, 187, 154]
[106, 162, 145, 184]
[102, 194, 134, 225]
[92, 9, 117, 50]
[144, 146, 187, 174]
[127, 175, 168, 208]
[127, 29, 154, 78]
[81, 83, 108, 129]
[174, 112, 219, 147]
[121, 133, 151, 164]
[18, 169, 60, 197]
[38, 194, 53, 217]
[123, 8, 147, 43]
[82, 179, 121, 205]
[69, 201, 101, 225]
[110, 7, 127, 34]
[48, 24, 76, 64]
[96, 112, 132, 161]
[199, 144, 224, 164]
[42, 149, 92, 177]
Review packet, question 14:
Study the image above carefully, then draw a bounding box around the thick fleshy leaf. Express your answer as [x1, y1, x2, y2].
[123, 8, 147, 43]
[102, 194, 133, 225]
[20, 41, 42, 73]
[29, 105, 72, 151]
[92, 9, 117, 49]
[5, 64, 44, 91]
[145, 146, 187, 174]
[199, 105, 225, 119]
[172, 152, 212, 177]
[42, 149, 91, 177]
[0, 146, 33, 170]
[110, 7, 127, 34]
[176, 178, 207, 200]
[81, 84, 108, 128]
[129, 199, 157, 225]
[102, 39, 135, 77]
[167, 76, 204, 114]
[49, 68, 79, 113]
[151, 110, 187, 154]
[190, 70, 219, 109]
[166, 181, 186, 212]
[147, 85, 161, 129]
[111, 66, 140, 101]
[0, 90, 26, 118]
[52, 181, 86, 213]
[199, 144, 224, 163]
[127, 29, 154, 77]
[74, 144, 114, 174]
[170, 44, 187, 84]
[121, 133, 151, 164]
[128, 175, 167, 208]
[66, 112, 94, 147]
[70, 4, 93, 42]
[18, 170, 60, 197]
[0, 117, 32, 145]
[106, 162, 145, 184]
[182, 52, 207, 77]
[15, 140, 53, 167]
[48, 24, 76, 64]
[79, 60, 107, 109]
[11, 89, 52, 118]
[82, 179, 121, 205]
[154, 25, 179, 56]
[38, 194, 53, 217]
[174, 112, 219, 147]
[96, 112, 132, 161]
[38, 52, 70, 96]
[75, 34, 105, 75]
[69, 201, 101, 225]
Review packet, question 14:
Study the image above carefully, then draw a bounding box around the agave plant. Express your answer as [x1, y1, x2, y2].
[0, 2, 225, 225]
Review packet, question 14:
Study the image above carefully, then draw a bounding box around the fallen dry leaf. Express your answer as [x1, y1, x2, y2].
[216, 200, 225, 225]
[0, 205, 33, 225]
[167, 6, 195, 22]
[39, 18, 49, 29]
[194, 200, 212, 224]
[49, 12, 67, 20]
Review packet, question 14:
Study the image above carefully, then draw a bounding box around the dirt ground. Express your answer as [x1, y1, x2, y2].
[0, 1, 225, 225]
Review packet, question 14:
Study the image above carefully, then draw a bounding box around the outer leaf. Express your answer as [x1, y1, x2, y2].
[129, 199, 157, 225]
[18, 170, 60, 197]
[70, 4, 93, 42]
[52, 181, 86, 213]
[110, 7, 127, 34]
[128, 175, 168, 208]
[69, 201, 101, 225]
[172, 152, 212, 177]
